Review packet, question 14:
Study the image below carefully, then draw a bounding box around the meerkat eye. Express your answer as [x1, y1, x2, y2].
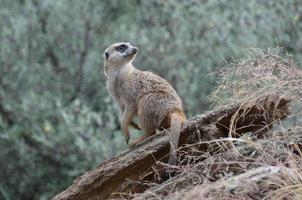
[105, 52, 109, 59]
[116, 44, 128, 52]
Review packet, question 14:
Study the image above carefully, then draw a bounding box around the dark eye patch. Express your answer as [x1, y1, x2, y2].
[115, 44, 128, 53]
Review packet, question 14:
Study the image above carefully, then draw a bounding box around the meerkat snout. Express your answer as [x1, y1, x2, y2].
[123, 46, 138, 59]
[130, 46, 138, 55]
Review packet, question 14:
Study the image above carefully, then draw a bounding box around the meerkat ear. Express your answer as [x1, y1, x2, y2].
[103, 51, 109, 76]
[105, 52, 109, 59]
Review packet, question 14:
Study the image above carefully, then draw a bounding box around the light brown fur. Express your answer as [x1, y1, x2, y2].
[103, 42, 186, 165]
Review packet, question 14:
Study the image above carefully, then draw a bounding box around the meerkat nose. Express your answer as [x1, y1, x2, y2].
[133, 47, 138, 53]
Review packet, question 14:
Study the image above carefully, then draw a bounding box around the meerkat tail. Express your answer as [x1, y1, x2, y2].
[168, 112, 183, 165]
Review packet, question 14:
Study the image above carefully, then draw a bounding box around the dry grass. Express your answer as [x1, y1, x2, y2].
[211, 48, 302, 105]
[176, 128, 302, 200]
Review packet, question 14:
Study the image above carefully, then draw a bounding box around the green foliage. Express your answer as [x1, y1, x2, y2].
[0, 0, 301, 199]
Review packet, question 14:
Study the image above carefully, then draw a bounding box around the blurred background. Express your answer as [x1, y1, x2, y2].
[0, 0, 301, 199]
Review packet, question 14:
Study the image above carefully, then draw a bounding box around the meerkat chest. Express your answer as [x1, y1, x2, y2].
[106, 76, 117, 96]
[107, 72, 137, 102]
[118, 75, 138, 100]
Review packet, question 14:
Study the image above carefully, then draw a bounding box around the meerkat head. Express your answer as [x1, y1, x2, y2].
[103, 42, 138, 76]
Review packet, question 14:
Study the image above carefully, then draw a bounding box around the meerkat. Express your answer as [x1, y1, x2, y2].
[103, 42, 186, 165]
